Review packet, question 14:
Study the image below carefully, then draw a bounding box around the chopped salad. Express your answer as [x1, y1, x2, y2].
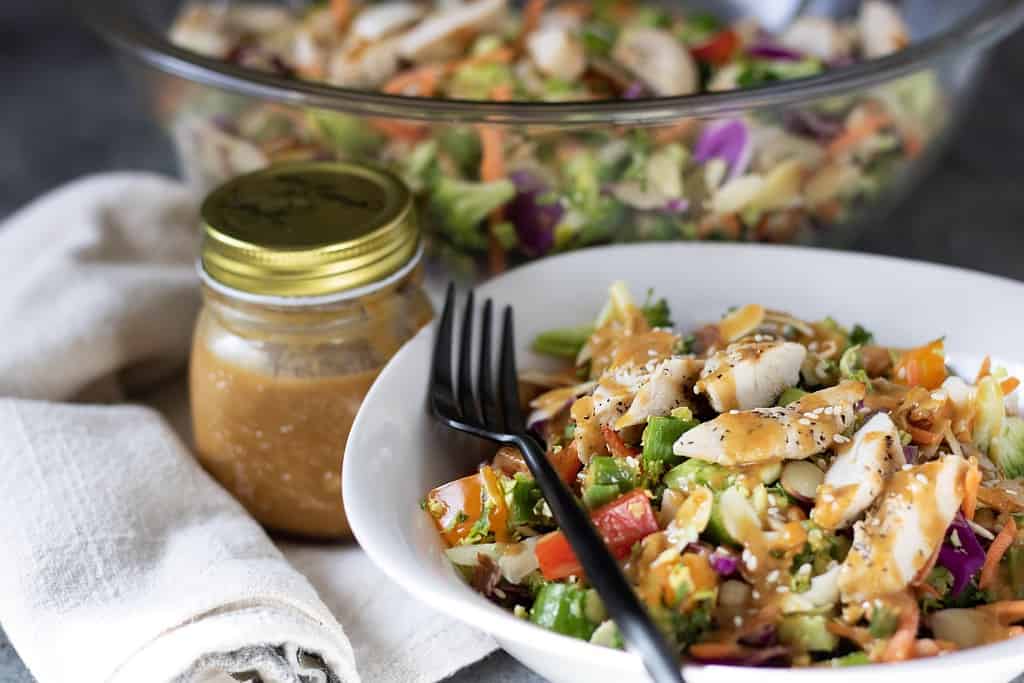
[424, 282, 1024, 667]
[169, 1, 941, 278]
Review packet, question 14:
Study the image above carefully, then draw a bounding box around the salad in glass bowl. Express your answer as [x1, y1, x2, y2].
[424, 281, 1024, 667]
[148, 0, 956, 279]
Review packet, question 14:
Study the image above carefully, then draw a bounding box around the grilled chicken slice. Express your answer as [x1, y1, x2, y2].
[615, 357, 703, 430]
[571, 365, 647, 461]
[398, 0, 507, 63]
[673, 381, 865, 466]
[812, 412, 905, 529]
[694, 341, 807, 412]
[838, 455, 969, 602]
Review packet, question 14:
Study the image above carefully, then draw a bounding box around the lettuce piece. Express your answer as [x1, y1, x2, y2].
[991, 416, 1024, 479]
[974, 375, 1006, 453]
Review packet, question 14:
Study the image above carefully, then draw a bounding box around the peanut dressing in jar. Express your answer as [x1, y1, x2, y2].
[191, 162, 432, 539]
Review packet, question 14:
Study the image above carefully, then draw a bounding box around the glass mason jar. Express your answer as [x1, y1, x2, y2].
[190, 162, 433, 540]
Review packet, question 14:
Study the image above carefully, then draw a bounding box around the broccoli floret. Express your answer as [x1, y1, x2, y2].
[849, 324, 874, 346]
[307, 109, 382, 158]
[437, 126, 481, 176]
[991, 416, 1024, 479]
[399, 140, 440, 193]
[428, 177, 516, 251]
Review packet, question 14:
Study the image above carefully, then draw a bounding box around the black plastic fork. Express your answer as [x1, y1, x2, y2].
[428, 284, 684, 683]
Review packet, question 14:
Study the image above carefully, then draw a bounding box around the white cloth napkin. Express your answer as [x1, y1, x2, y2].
[0, 174, 497, 683]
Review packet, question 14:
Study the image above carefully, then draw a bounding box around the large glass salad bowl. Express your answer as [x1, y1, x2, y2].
[82, 0, 1024, 280]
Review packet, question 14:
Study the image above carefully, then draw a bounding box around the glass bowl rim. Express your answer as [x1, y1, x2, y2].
[81, 0, 1024, 125]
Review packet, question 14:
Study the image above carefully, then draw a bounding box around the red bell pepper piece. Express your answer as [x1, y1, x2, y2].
[535, 489, 658, 580]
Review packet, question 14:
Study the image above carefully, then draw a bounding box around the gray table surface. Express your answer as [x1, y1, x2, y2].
[2, 1, 1023, 681]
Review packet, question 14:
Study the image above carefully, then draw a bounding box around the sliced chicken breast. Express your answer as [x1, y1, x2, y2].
[398, 0, 506, 63]
[694, 341, 807, 412]
[812, 412, 905, 529]
[615, 357, 703, 430]
[673, 381, 865, 466]
[838, 455, 969, 602]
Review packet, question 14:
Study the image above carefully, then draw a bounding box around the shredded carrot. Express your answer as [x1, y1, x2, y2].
[980, 516, 1017, 590]
[913, 546, 941, 585]
[815, 198, 843, 223]
[827, 111, 891, 158]
[980, 600, 1024, 624]
[1002, 377, 1021, 395]
[372, 66, 447, 140]
[602, 425, 640, 458]
[520, 0, 547, 45]
[913, 638, 957, 657]
[963, 458, 982, 521]
[383, 65, 444, 97]
[329, 0, 353, 28]
[827, 620, 874, 649]
[902, 130, 923, 159]
[976, 356, 992, 383]
[881, 593, 920, 663]
[450, 45, 516, 73]
[978, 486, 1024, 513]
[689, 641, 747, 659]
[478, 84, 512, 274]
[653, 119, 697, 145]
[908, 425, 942, 446]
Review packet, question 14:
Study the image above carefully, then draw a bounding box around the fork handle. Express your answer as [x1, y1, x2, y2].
[512, 434, 684, 683]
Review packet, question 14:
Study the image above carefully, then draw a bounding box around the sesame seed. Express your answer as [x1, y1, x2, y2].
[915, 474, 929, 485]
[733, 616, 744, 627]
[798, 418, 811, 426]
[766, 569, 780, 583]
[902, 464, 913, 471]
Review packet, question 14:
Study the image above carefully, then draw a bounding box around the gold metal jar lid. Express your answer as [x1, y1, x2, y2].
[200, 162, 418, 298]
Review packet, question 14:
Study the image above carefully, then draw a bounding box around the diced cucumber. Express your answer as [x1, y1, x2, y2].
[706, 486, 761, 547]
[665, 458, 730, 492]
[779, 614, 839, 653]
[582, 456, 638, 509]
[827, 651, 870, 667]
[776, 386, 808, 407]
[530, 583, 599, 640]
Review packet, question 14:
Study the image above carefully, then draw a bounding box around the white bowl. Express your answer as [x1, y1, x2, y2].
[344, 243, 1024, 683]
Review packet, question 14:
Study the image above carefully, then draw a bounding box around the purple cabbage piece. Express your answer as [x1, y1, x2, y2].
[709, 549, 739, 576]
[665, 198, 690, 213]
[737, 623, 778, 648]
[747, 42, 805, 61]
[783, 109, 844, 141]
[937, 513, 987, 597]
[693, 645, 790, 668]
[903, 445, 919, 464]
[693, 119, 752, 182]
[507, 170, 563, 256]
[623, 82, 647, 100]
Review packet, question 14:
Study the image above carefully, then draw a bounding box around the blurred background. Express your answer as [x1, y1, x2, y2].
[0, 1, 1022, 681]
[2, 1, 1022, 280]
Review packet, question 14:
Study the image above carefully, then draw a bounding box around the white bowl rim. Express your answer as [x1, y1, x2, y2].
[344, 242, 1024, 679]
